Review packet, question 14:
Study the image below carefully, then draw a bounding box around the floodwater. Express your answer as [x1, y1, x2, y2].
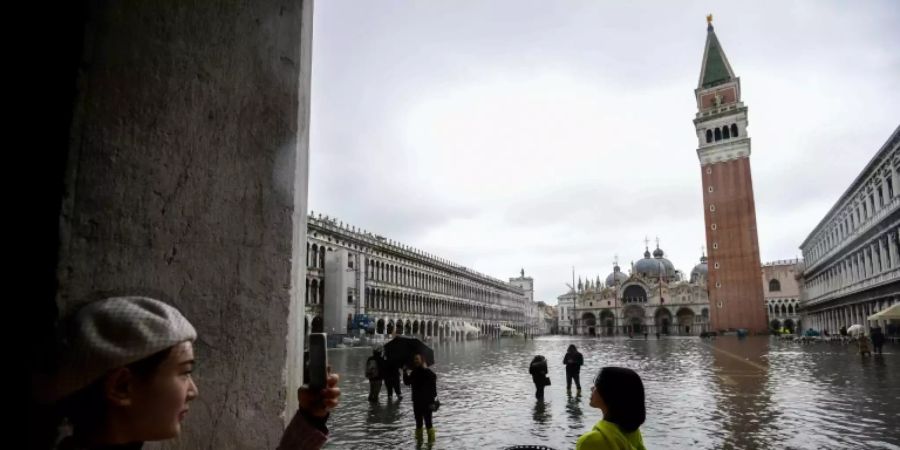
[325, 336, 900, 449]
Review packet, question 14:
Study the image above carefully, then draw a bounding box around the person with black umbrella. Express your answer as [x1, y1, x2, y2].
[403, 353, 438, 443]
[384, 336, 436, 402]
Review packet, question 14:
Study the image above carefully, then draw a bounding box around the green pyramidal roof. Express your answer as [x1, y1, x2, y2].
[699, 26, 735, 89]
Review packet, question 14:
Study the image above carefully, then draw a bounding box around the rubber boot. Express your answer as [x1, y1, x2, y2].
[427, 428, 436, 442]
[415, 428, 424, 442]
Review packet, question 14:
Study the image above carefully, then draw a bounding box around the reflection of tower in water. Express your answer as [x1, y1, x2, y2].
[709, 337, 777, 449]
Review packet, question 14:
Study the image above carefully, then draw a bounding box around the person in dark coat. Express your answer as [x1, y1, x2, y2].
[403, 353, 438, 443]
[365, 346, 385, 402]
[563, 344, 584, 393]
[529, 355, 549, 400]
[383, 359, 402, 401]
[871, 327, 886, 354]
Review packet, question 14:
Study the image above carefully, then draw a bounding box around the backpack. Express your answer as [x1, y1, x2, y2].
[365, 357, 380, 379]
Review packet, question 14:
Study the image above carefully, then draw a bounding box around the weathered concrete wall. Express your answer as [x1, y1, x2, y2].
[56, 1, 313, 449]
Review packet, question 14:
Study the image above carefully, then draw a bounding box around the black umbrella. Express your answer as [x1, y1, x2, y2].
[384, 336, 435, 367]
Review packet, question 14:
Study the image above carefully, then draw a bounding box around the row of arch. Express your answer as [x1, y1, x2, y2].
[366, 258, 513, 304]
[366, 288, 520, 322]
[806, 160, 897, 265]
[574, 306, 710, 336]
[770, 318, 797, 333]
[304, 281, 525, 323]
[705, 123, 740, 143]
[614, 284, 706, 305]
[303, 315, 523, 340]
[307, 242, 523, 308]
[767, 299, 799, 316]
[307, 243, 332, 269]
[305, 279, 324, 305]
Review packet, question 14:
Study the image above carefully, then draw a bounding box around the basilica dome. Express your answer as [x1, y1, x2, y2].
[605, 265, 629, 287]
[690, 255, 709, 283]
[634, 246, 677, 280]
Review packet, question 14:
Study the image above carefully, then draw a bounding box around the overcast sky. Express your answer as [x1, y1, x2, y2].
[308, 1, 900, 305]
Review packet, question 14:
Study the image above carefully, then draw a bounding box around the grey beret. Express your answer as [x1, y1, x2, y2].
[53, 296, 197, 401]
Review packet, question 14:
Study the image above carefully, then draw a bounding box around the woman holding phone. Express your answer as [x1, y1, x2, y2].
[42, 296, 340, 450]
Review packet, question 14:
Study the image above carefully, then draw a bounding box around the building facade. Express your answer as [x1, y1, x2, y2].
[305, 213, 531, 341]
[557, 290, 576, 335]
[761, 259, 803, 332]
[558, 244, 711, 336]
[538, 301, 558, 335]
[693, 19, 768, 333]
[800, 126, 900, 334]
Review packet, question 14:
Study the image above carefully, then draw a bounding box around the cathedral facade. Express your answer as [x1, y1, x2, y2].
[558, 244, 711, 336]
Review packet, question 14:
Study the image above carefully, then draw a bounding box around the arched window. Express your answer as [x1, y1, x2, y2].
[722, 126, 730, 139]
[781, 304, 787, 314]
[730, 123, 738, 137]
[769, 279, 781, 292]
[714, 128, 722, 141]
[706, 129, 713, 143]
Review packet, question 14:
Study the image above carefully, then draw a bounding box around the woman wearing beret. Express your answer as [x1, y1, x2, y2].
[45, 296, 339, 450]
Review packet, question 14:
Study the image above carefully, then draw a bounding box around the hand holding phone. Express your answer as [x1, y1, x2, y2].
[307, 333, 328, 390]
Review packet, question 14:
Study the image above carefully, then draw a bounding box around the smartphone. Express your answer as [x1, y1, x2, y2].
[307, 333, 328, 390]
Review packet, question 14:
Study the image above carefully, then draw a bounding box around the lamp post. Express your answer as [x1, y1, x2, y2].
[657, 259, 665, 335]
[613, 256, 620, 336]
[572, 267, 578, 336]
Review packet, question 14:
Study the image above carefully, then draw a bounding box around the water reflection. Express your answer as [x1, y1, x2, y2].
[533, 400, 551, 424]
[565, 391, 584, 430]
[324, 336, 900, 449]
[708, 337, 775, 449]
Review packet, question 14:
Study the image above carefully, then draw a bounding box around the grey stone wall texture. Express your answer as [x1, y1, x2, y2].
[55, 1, 313, 449]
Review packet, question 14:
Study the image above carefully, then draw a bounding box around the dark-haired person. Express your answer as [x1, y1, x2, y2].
[577, 367, 646, 450]
[403, 353, 437, 443]
[562, 344, 584, 393]
[529, 355, 549, 400]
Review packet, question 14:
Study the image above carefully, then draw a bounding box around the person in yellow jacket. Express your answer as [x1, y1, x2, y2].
[576, 367, 646, 450]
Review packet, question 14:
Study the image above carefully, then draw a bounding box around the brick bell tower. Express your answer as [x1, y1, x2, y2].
[694, 16, 767, 333]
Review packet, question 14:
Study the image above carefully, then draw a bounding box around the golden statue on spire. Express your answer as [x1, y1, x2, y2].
[707, 14, 713, 25]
